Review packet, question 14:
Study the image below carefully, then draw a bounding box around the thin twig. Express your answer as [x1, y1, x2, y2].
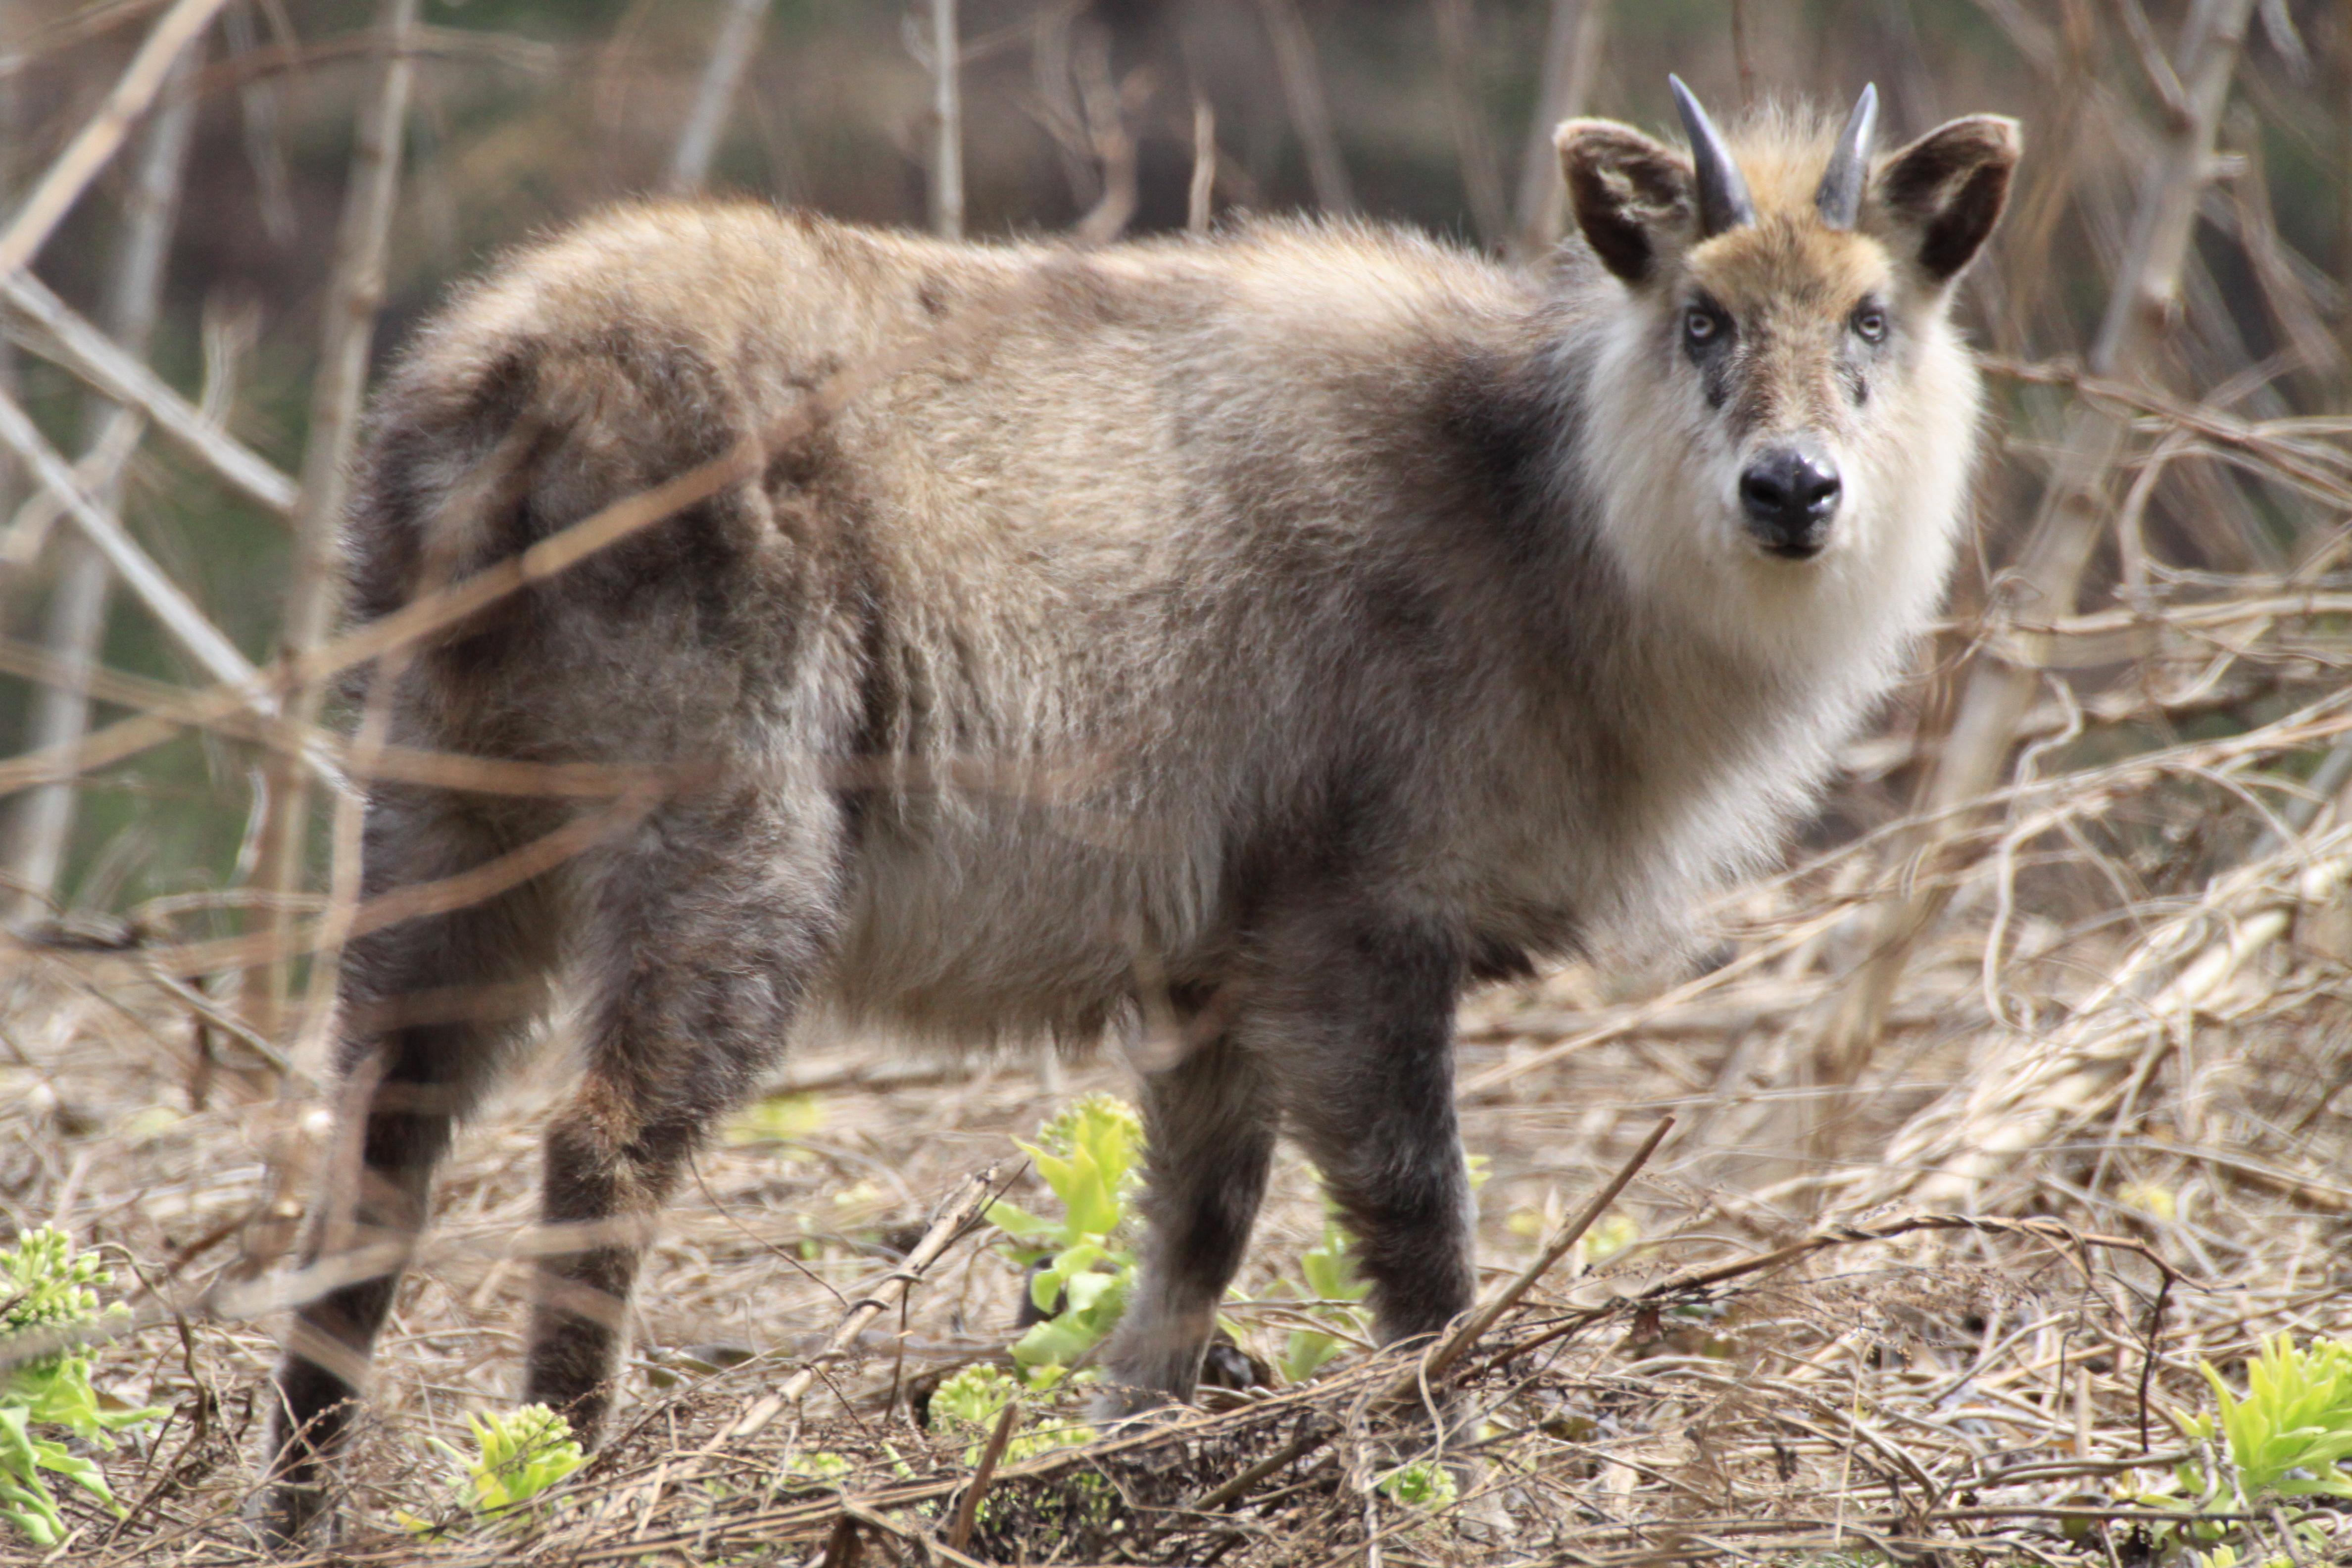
[1430, 0, 1507, 248]
[245, 0, 422, 1037]
[1820, 0, 2263, 1081]
[723, 1166, 1002, 1440]
[1417, 1115, 1674, 1384]
[0, 38, 198, 914]
[0, 269, 296, 516]
[1197, 1118, 1673, 1515]
[1508, 0, 1601, 262]
[928, 0, 963, 238]
[1254, 0, 1353, 213]
[943, 1398, 1018, 1552]
[1189, 96, 1217, 234]
[0, 0, 232, 285]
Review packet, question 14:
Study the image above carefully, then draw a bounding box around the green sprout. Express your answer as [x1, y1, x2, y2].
[1, 1226, 165, 1546]
[932, 1364, 1096, 1463]
[929, 1363, 1102, 1534]
[2183, 1334, 2352, 1503]
[1376, 1459, 1459, 1510]
[723, 1092, 825, 1150]
[984, 1095, 1143, 1386]
[1278, 1207, 1371, 1385]
[409, 1404, 584, 1532]
[2110, 1335, 2352, 1567]
[932, 1363, 1022, 1434]
[779, 1448, 853, 1492]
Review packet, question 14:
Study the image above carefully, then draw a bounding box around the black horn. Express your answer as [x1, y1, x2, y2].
[1669, 75, 1755, 238]
[1814, 83, 1878, 229]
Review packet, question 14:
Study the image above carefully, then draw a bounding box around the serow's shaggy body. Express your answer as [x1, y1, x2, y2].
[258, 86, 2017, 1539]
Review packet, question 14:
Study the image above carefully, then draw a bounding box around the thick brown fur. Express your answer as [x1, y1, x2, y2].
[257, 98, 2017, 1541]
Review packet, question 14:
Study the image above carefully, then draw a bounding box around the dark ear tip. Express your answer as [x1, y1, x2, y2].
[1552, 119, 1687, 186]
[1917, 113, 2024, 163]
[1552, 118, 1623, 156]
[1961, 114, 2023, 159]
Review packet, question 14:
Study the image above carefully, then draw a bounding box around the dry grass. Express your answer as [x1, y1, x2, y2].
[6, 860, 2352, 1567]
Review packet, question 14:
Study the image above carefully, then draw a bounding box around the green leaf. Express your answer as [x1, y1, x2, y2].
[782, 1450, 853, 1488]
[26, 1438, 113, 1512]
[1060, 1269, 1122, 1316]
[982, 1202, 1059, 1242]
[1278, 1195, 1371, 1386]
[1281, 1329, 1343, 1384]
[1377, 1460, 1458, 1509]
[985, 1098, 1147, 1388]
[2194, 1335, 2352, 1506]
[723, 1093, 825, 1148]
[1, 1228, 165, 1543]
[433, 1404, 584, 1523]
[0, 1407, 64, 1546]
[932, 1365, 1020, 1432]
[1011, 1314, 1096, 1375]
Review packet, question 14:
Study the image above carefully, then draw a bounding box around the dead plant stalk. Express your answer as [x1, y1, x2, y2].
[0, 42, 199, 915]
[1820, 0, 2263, 1082]
[246, 0, 423, 1040]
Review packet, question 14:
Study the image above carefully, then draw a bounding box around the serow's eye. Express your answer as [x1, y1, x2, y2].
[1852, 305, 1888, 343]
[1684, 308, 1722, 346]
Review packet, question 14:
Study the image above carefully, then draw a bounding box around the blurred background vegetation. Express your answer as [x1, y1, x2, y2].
[0, 0, 2345, 919]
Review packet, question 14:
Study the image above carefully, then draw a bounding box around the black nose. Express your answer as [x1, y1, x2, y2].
[1739, 443, 1842, 556]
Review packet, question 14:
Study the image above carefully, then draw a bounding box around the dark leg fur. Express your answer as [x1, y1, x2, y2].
[1263, 905, 1476, 1347]
[524, 785, 843, 1438]
[1099, 903, 1474, 1419]
[258, 794, 559, 1545]
[1094, 1032, 1276, 1414]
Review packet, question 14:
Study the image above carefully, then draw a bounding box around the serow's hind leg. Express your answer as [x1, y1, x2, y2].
[258, 796, 559, 1545]
[524, 790, 843, 1440]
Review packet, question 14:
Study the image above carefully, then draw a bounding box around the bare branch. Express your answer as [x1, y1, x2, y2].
[1507, 0, 1602, 263]
[245, 0, 422, 1035]
[928, 0, 963, 238]
[1254, 0, 1354, 214]
[718, 1166, 1002, 1440]
[1069, 25, 1143, 246]
[1856, 810, 2352, 1212]
[0, 0, 233, 286]
[1188, 94, 1216, 234]
[1431, 0, 1508, 249]
[222, 0, 295, 241]
[663, 0, 772, 196]
[1, 270, 298, 516]
[0, 39, 199, 916]
[1818, 0, 2262, 1082]
[0, 390, 252, 698]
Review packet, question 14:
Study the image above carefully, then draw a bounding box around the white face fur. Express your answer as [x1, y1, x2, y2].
[1579, 242, 1982, 684]
[1554, 100, 2020, 681]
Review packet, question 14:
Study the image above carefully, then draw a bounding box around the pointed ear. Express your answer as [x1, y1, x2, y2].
[1554, 119, 1695, 286]
[1869, 114, 2020, 284]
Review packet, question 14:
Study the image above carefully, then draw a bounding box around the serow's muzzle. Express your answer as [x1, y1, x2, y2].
[1739, 440, 1841, 559]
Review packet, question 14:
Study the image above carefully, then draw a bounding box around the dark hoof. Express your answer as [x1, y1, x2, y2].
[1084, 1379, 1184, 1427]
[245, 1480, 336, 1555]
[1200, 1335, 1270, 1393]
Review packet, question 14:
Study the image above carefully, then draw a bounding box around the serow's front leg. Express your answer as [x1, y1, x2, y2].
[1263, 906, 1477, 1352]
[1094, 1032, 1277, 1416]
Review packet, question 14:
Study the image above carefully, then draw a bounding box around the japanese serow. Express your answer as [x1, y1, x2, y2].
[259, 80, 2016, 1537]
